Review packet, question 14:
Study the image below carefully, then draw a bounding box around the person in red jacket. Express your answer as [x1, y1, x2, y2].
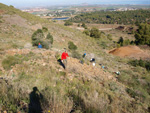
[61, 48, 69, 69]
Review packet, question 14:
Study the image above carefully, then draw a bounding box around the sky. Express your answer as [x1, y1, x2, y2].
[0, 0, 150, 8]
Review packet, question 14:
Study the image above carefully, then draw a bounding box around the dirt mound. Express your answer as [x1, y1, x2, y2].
[109, 45, 150, 60]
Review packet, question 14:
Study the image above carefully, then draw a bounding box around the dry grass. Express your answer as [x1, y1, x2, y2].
[0, 3, 150, 112]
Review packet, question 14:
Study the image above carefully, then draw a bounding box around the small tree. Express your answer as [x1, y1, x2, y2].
[46, 33, 53, 44]
[68, 41, 77, 50]
[32, 29, 44, 41]
[90, 28, 101, 38]
[81, 23, 87, 29]
[32, 29, 44, 46]
[31, 29, 54, 49]
[64, 21, 73, 26]
[118, 37, 124, 46]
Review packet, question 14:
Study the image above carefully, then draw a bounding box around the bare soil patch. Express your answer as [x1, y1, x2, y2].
[109, 45, 150, 60]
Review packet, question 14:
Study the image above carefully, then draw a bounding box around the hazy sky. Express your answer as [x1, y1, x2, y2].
[1, 0, 150, 7]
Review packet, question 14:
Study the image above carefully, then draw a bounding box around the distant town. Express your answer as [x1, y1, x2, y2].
[21, 5, 150, 19]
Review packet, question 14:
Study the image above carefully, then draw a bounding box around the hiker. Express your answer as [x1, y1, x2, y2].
[82, 53, 86, 58]
[90, 58, 95, 67]
[80, 53, 86, 64]
[56, 53, 65, 69]
[115, 71, 120, 75]
[61, 48, 69, 69]
[38, 43, 42, 48]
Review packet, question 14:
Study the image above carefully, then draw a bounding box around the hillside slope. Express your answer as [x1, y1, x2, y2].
[0, 3, 150, 113]
[0, 48, 136, 113]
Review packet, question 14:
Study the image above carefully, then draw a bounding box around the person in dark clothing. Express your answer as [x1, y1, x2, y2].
[82, 53, 86, 58]
[90, 58, 95, 62]
[28, 87, 43, 113]
[80, 53, 86, 64]
[61, 48, 69, 69]
[90, 58, 96, 67]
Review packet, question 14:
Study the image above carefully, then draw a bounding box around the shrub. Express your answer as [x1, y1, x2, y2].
[31, 29, 44, 41]
[83, 30, 90, 36]
[64, 21, 73, 26]
[46, 33, 53, 44]
[68, 41, 77, 51]
[42, 27, 48, 32]
[107, 34, 112, 40]
[31, 29, 53, 49]
[118, 37, 124, 46]
[128, 59, 150, 71]
[126, 88, 137, 98]
[81, 23, 87, 29]
[90, 28, 101, 38]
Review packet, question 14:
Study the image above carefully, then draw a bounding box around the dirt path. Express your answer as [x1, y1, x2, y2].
[99, 28, 113, 31]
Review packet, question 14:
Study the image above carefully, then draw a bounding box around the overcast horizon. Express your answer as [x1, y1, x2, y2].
[1, 0, 150, 8]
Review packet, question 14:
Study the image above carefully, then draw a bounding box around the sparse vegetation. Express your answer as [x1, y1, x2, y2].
[128, 59, 150, 71]
[68, 41, 77, 50]
[0, 3, 150, 113]
[2, 54, 30, 70]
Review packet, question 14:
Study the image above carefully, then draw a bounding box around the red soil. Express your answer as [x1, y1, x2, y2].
[109, 45, 150, 60]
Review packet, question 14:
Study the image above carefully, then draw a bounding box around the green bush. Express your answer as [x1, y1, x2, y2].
[83, 30, 90, 36]
[90, 28, 101, 38]
[46, 33, 53, 44]
[64, 21, 73, 26]
[31, 29, 44, 41]
[81, 23, 87, 29]
[31, 29, 53, 49]
[42, 27, 48, 32]
[128, 59, 150, 71]
[107, 34, 112, 40]
[118, 37, 124, 46]
[68, 41, 77, 50]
